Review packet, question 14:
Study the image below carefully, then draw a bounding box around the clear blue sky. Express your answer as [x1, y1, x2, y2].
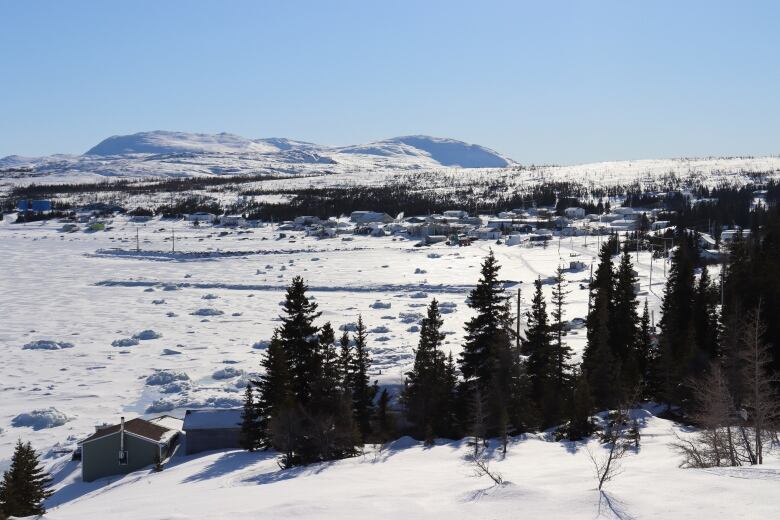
[2, 0, 779, 164]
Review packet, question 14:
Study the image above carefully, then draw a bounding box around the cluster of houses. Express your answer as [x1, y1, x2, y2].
[172, 205, 685, 249]
[261, 206, 669, 246]
[76, 409, 242, 482]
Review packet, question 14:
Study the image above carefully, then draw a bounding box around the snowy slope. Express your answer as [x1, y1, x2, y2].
[85, 131, 280, 155]
[43, 410, 780, 519]
[336, 135, 513, 168]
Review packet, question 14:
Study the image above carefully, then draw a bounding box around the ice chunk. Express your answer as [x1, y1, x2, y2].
[133, 329, 162, 340]
[146, 370, 190, 386]
[12, 408, 69, 430]
[22, 340, 75, 351]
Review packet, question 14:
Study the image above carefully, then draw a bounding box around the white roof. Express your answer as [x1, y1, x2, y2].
[183, 408, 242, 430]
[149, 415, 184, 432]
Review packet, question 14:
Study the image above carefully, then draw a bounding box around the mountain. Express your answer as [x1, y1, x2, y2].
[85, 131, 280, 155]
[336, 135, 513, 168]
[81, 131, 513, 168]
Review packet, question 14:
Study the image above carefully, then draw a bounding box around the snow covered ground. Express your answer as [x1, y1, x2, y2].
[41, 409, 780, 519]
[4, 213, 776, 519]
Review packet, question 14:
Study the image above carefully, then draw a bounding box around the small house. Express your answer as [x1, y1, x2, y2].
[221, 215, 247, 227]
[183, 409, 243, 455]
[564, 207, 586, 219]
[187, 212, 216, 223]
[78, 416, 182, 482]
[350, 211, 393, 224]
[470, 227, 502, 240]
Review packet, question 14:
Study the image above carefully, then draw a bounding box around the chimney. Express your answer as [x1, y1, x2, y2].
[120, 416, 125, 452]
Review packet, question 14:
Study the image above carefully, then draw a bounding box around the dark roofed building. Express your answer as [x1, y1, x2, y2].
[183, 409, 242, 455]
[79, 416, 182, 482]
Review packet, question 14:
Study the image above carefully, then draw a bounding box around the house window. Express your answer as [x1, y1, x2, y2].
[118, 450, 128, 465]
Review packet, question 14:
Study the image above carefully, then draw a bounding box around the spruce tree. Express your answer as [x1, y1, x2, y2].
[522, 278, 555, 426]
[550, 267, 573, 422]
[692, 265, 719, 361]
[656, 231, 698, 408]
[458, 250, 518, 434]
[459, 249, 511, 384]
[612, 248, 641, 397]
[239, 384, 261, 451]
[583, 241, 618, 408]
[637, 300, 655, 396]
[316, 322, 341, 406]
[565, 369, 595, 440]
[403, 299, 447, 441]
[338, 330, 352, 392]
[350, 315, 376, 440]
[0, 439, 52, 518]
[253, 331, 293, 448]
[278, 276, 321, 405]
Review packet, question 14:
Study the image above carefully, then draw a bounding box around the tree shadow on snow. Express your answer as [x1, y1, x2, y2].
[242, 459, 337, 485]
[181, 450, 275, 483]
[597, 490, 636, 520]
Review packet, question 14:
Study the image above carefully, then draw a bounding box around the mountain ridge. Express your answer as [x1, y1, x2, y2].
[82, 130, 514, 168]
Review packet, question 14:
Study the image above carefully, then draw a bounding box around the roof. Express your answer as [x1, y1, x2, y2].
[149, 415, 185, 431]
[183, 408, 243, 430]
[79, 417, 179, 445]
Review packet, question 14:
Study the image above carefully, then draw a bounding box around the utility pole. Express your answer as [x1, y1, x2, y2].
[649, 251, 653, 290]
[171, 227, 175, 253]
[136, 227, 140, 252]
[515, 286, 522, 350]
[636, 232, 640, 263]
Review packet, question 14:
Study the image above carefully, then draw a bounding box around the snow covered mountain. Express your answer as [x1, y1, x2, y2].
[85, 131, 280, 155]
[335, 135, 513, 168]
[80, 131, 512, 167]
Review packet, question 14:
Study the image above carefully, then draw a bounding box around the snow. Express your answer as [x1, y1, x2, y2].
[212, 367, 244, 380]
[40, 407, 780, 519]
[145, 370, 190, 386]
[12, 408, 70, 430]
[0, 211, 771, 518]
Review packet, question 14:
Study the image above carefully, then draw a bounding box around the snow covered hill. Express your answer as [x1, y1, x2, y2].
[42, 410, 780, 519]
[85, 131, 280, 155]
[335, 135, 513, 168]
[2, 132, 779, 191]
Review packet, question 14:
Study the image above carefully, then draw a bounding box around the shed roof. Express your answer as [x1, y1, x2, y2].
[183, 408, 243, 430]
[79, 417, 178, 445]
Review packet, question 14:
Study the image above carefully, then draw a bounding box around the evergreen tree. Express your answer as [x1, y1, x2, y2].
[692, 265, 719, 361]
[350, 315, 376, 440]
[550, 266, 574, 421]
[565, 370, 595, 440]
[522, 278, 555, 426]
[375, 388, 395, 443]
[637, 300, 655, 396]
[583, 241, 618, 408]
[458, 250, 519, 434]
[253, 331, 292, 448]
[338, 330, 352, 392]
[656, 230, 698, 408]
[612, 248, 641, 397]
[315, 322, 341, 407]
[403, 299, 447, 442]
[0, 440, 52, 518]
[459, 249, 512, 384]
[440, 351, 460, 438]
[278, 276, 321, 405]
[239, 384, 261, 451]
